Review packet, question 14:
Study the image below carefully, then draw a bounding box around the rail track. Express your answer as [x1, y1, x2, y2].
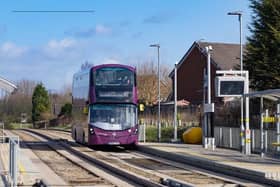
[19, 129, 263, 187]
[11, 130, 134, 187]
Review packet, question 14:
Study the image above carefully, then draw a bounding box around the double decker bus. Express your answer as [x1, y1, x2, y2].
[71, 64, 138, 147]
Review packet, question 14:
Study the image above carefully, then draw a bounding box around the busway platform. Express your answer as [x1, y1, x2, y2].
[1, 140, 280, 186]
[0, 141, 67, 186]
[138, 143, 280, 186]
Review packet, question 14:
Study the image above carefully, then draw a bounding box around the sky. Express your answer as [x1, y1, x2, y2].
[0, 0, 252, 91]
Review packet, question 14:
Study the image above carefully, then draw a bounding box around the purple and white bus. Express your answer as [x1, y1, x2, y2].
[71, 64, 138, 147]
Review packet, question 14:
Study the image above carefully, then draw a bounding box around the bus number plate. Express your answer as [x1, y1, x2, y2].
[108, 142, 120, 145]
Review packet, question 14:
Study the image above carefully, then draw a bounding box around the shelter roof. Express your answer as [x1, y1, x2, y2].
[0, 76, 17, 93]
[244, 89, 280, 101]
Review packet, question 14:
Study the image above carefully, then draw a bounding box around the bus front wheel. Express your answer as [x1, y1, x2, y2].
[124, 143, 137, 150]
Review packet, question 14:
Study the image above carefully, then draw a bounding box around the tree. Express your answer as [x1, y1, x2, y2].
[0, 79, 37, 124]
[59, 103, 72, 117]
[32, 83, 51, 123]
[137, 61, 172, 105]
[244, 0, 280, 90]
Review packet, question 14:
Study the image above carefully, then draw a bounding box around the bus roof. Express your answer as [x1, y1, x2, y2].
[73, 63, 136, 78]
[92, 64, 136, 72]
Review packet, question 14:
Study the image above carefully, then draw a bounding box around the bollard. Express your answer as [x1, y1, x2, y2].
[251, 129, 255, 152]
[143, 123, 146, 143]
[229, 128, 233, 148]
[264, 130, 268, 153]
[204, 137, 208, 149]
[219, 127, 222, 147]
[211, 137, 215, 151]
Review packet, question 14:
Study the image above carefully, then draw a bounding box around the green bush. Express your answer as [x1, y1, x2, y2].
[145, 126, 157, 142]
[59, 103, 72, 117]
[1, 123, 33, 130]
[161, 126, 174, 142]
[145, 125, 190, 142]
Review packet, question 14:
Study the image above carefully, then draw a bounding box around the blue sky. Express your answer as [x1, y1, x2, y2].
[0, 0, 252, 91]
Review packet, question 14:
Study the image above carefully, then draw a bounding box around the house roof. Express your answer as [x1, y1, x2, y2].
[197, 42, 241, 70]
[169, 41, 242, 77]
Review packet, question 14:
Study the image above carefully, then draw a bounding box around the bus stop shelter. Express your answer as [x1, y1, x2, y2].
[0, 77, 17, 94]
[0, 76, 18, 186]
[244, 89, 280, 157]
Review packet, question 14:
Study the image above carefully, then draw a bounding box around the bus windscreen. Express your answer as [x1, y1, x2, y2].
[89, 104, 136, 130]
[93, 67, 135, 102]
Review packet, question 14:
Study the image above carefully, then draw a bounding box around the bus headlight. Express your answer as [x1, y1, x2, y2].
[89, 128, 95, 135]
[134, 128, 138, 134]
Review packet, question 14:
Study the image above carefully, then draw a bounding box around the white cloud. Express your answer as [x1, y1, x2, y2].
[0, 37, 124, 90]
[100, 58, 120, 65]
[0, 42, 27, 58]
[43, 38, 78, 59]
[45, 38, 76, 50]
[64, 24, 112, 38]
[95, 24, 111, 34]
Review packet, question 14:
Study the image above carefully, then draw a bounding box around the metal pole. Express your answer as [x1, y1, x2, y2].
[207, 46, 211, 143]
[228, 11, 245, 154]
[157, 46, 161, 142]
[240, 99, 245, 153]
[207, 47, 211, 106]
[206, 46, 213, 148]
[239, 14, 243, 72]
[245, 71, 251, 155]
[276, 103, 280, 152]
[203, 68, 207, 148]
[238, 13, 245, 154]
[265, 109, 268, 153]
[173, 62, 178, 141]
[13, 139, 18, 187]
[260, 97, 264, 157]
[149, 44, 161, 142]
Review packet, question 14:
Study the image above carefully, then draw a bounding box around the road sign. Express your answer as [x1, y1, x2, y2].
[215, 76, 246, 97]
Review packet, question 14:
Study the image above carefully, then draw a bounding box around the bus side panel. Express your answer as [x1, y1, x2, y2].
[72, 70, 90, 143]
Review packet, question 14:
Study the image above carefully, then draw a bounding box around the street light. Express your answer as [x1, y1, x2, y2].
[173, 62, 178, 142]
[228, 11, 250, 154]
[227, 11, 243, 71]
[149, 44, 161, 142]
[204, 45, 214, 149]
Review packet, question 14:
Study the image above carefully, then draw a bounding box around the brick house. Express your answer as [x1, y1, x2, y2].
[169, 41, 241, 105]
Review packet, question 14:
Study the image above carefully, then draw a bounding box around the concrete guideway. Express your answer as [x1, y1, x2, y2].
[16, 129, 135, 187]
[138, 143, 280, 186]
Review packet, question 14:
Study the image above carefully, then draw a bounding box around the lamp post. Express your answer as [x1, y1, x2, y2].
[150, 44, 161, 142]
[228, 11, 244, 153]
[227, 11, 243, 71]
[204, 46, 214, 149]
[173, 62, 178, 141]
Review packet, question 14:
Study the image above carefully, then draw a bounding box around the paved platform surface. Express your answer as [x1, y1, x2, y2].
[139, 143, 280, 185]
[0, 137, 67, 186]
[0, 144, 8, 187]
